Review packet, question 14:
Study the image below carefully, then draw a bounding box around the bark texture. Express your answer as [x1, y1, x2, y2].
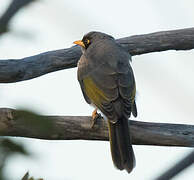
[0, 108, 194, 147]
[1, 28, 194, 83]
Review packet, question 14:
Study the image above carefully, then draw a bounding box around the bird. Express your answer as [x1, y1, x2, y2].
[74, 31, 137, 173]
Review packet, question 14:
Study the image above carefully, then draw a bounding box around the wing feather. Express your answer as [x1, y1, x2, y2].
[77, 44, 136, 119]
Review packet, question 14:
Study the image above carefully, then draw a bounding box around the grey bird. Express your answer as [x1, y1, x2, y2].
[74, 31, 137, 173]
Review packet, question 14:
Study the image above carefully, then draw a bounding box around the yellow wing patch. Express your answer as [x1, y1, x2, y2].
[83, 77, 109, 107]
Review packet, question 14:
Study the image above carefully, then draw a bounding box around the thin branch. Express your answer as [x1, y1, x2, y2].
[156, 150, 194, 180]
[0, 108, 194, 147]
[1, 27, 194, 83]
[0, 0, 36, 34]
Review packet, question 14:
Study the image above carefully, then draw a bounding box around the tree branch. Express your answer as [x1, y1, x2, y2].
[1, 27, 194, 83]
[118, 27, 194, 55]
[156, 150, 194, 180]
[0, 108, 194, 147]
[0, 0, 36, 34]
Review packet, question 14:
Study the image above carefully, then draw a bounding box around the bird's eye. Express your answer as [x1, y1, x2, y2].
[84, 39, 90, 44]
[82, 38, 91, 49]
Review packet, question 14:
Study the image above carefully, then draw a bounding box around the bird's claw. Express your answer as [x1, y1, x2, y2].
[91, 109, 101, 128]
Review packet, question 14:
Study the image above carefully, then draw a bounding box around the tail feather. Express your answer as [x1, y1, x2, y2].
[108, 122, 123, 170]
[108, 116, 135, 173]
[132, 101, 137, 117]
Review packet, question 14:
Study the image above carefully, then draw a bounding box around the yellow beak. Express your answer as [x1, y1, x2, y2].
[73, 40, 85, 48]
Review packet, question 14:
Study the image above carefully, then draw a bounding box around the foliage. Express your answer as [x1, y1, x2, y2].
[22, 172, 43, 180]
[0, 139, 28, 180]
[0, 108, 51, 179]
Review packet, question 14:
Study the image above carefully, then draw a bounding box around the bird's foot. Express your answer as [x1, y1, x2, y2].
[91, 108, 101, 128]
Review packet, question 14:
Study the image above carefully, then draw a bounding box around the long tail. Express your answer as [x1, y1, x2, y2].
[108, 116, 135, 173]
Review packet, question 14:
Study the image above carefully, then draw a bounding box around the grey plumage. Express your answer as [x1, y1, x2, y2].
[76, 31, 137, 173]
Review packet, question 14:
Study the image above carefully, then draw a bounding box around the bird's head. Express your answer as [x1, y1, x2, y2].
[73, 31, 114, 52]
